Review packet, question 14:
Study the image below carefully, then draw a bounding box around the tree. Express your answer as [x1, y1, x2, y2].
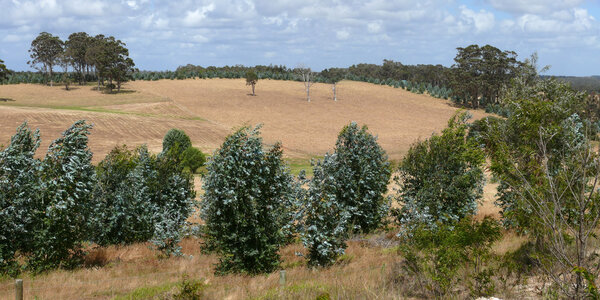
[297, 65, 316, 102]
[300, 156, 351, 267]
[0, 122, 41, 275]
[395, 111, 485, 232]
[28, 32, 64, 86]
[85, 35, 135, 93]
[321, 68, 344, 101]
[179, 146, 205, 173]
[497, 115, 600, 299]
[330, 122, 391, 233]
[245, 70, 258, 96]
[65, 32, 91, 85]
[201, 126, 297, 274]
[58, 52, 72, 90]
[27, 121, 96, 271]
[0, 58, 9, 81]
[450, 44, 522, 108]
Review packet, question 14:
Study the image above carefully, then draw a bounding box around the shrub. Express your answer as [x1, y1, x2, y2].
[162, 128, 192, 156]
[395, 111, 485, 233]
[201, 126, 297, 274]
[179, 146, 205, 173]
[396, 216, 501, 298]
[300, 155, 351, 267]
[329, 122, 391, 233]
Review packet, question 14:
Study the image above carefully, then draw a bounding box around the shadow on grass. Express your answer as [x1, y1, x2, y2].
[0, 98, 15, 102]
[89, 86, 137, 94]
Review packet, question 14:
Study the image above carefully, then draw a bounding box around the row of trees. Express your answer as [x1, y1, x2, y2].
[27, 32, 136, 92]
[0, 122, 197, 274]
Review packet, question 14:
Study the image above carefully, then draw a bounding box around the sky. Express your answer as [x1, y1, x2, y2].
[0, 0, 599, 76]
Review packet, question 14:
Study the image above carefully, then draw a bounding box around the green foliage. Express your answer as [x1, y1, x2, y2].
[484, 77, 589, 232]
[395, 111, 485, 233]
[162, 128, 192, 156]
[397, 216, 501, 298]
[331, 122, 391, 233]
[180, 146, 206, 173]
[28, 120, 96, 272]
[201, 126, 297, 274]
[246, 70, 258, 96]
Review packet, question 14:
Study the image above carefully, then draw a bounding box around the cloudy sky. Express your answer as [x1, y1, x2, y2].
[1, 0, 599, 75]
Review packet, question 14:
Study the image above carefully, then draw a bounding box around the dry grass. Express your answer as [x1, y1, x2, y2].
[0, 238, 401, 300]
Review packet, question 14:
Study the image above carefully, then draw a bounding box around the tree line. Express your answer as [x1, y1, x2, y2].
[26, 32, 136, 92]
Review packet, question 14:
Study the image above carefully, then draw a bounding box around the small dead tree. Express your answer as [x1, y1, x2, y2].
[297, 65, 315, 102]
[507, 125, 600, 299]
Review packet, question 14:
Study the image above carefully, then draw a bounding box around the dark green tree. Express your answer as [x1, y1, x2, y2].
[162, 128, 192, 156]
[0, 58, 9, 81]
[28, 32, 64, 86]
[450, 44, 522, 108]
[245, 70, 258, 96]
[201, 126, 297, 274]
[65, 32, 91, 85]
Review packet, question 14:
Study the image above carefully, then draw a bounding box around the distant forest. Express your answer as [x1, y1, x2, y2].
[550, 75, 600, 93]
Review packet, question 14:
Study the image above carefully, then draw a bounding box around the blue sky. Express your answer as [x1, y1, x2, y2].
[1, 0, 599, 76]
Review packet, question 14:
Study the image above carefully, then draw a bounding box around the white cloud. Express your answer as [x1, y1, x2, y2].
[182, 3, 215, 27]
[336, 29, 350, 40]
[367, 22, 382, 33]
[459, 6, 495, 33]
[486, 0, 584, 15]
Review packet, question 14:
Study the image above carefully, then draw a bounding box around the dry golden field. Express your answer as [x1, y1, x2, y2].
[0, 79, 512, 299]
[0, 78, 487, 162]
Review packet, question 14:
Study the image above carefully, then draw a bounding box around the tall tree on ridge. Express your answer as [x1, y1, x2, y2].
[28, 32, 64, 87]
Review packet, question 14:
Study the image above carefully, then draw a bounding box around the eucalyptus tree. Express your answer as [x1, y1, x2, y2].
[28, 32, 64, 86]
[85, 35, 135, 92]
[245, 70, 258, 96]
[65, 32, 91, 84]
[0, 58, 9, 81]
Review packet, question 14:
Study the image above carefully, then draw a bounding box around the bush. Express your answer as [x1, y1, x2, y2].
[162, 128, 192, 155]
[180, 146, 205, 173]
[329, 122, 391, 233]
[395, 111, 485, 233]
[201, 126, 297, 274]
[396, 216, 501, 298]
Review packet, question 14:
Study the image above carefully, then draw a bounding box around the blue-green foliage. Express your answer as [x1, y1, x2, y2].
[0, 122, 41, 275]
[299, 122, 390, 267]
[300, 155, 351, 267]
[396, 112, 485, 235]
[331, 122, 391, 233]
[201, 126, 298, 274]
[29, 120, 96, 271]
[92, 144, 196, 256]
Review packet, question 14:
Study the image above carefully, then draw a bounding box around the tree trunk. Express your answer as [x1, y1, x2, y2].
[333, 83, 337, 101]
[252, 83, 255, 96]
[306, 86, 310, 102]
[49, 65, 54, 87]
